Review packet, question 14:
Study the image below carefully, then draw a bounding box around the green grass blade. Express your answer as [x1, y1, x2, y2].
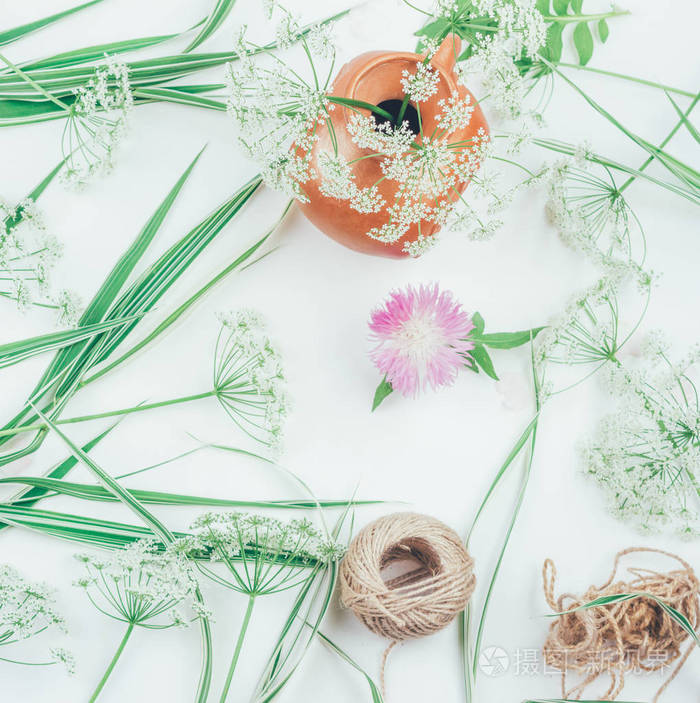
[545, 60, 700, 192]
[550, 592, 699, 646]
[79, 175, 263, 379]
[83, 198, 279, 384]
[317, 631, 384, 702]
[0, 315, 141, 369]
[0, 9, 350, 101]
[19, 33, 181, 71]
[0, 424, 117, 528]
[31, 403, 173, 542]
[0, 0, 103, 47]
[31, 405, 214, 701]
[185, 0, 238, 52]
[132, 86, 226, 111]
[0, 476, 383, 510]
[666, 92, 700, 144]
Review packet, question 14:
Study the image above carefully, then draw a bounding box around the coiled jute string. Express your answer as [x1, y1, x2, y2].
[339, 512, 476, 696]
[542, 547, 699, 702]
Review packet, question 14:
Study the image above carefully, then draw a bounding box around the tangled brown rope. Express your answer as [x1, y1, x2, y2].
[542, 547, 699, 702]
[339, 512, 475, 693]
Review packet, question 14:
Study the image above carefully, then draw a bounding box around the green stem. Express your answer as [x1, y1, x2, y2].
[0, 391, 216, 438]
[395, 94, 411, 127]
[326, 96, 394, 123]
[620, 92, 699, 193]
[219, 595, 255, 703]
[89, 622, 134, 703]
[551, 62, 695, 98]
[543, 10, 630, 22]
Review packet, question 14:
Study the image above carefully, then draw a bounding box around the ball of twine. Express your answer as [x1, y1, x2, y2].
[339, 512, 476, 641]
[542, 547, 699, 703]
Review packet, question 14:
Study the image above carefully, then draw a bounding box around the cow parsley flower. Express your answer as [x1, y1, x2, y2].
[581, 341, 700, 537]
[1, 197, 78, 322]
[533, 271, 652, 397]
[215, 310, 289, 449]
[191, 512, 339, 596]
[545, 156, 650, 284]
[368, 283, 476, 397]
[401, 61, 440, 102]
[190, 511, 344, 698]
[0, 564, 70, 669]
[75, 540, 205, 627]
[75, 540, 208, 700]
[450, 0, 546, 119]
[226, 5, 335, 201]
[62, 55, 133, 186]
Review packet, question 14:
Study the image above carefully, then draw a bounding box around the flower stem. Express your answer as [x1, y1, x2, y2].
[326, 96, 394, 123]
[0, 391, 217, 438]
[619, 92, 699, 193]
[219, 595, 255, 703]
[89, 622, 134, 703]
[543, 10, 630, 23]
[550, 62, 695, 98]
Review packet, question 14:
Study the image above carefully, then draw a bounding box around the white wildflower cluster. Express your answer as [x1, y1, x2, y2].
[534, 275, 632, 383]
[581, 339, 700, 537]
[455, 0, 546, 119]
[401, 61, 440, 102]
[545, 156, 651, 286]
[0, 198, 79, 324]
[74, 540, 206, 627]
[50, 647, 76, 675]
[63, 55, 133, 187]
[191, 512, 345, 596]
[0, 564, 66, 657]
[226, 6, 336, 201]
[215, 310, 289, 450]
[344, 106, 493, 253]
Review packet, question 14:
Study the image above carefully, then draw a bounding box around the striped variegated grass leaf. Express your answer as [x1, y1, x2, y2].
[550, 592, 700, 647]
[252, 506, 351, 703]
[0, 315, 141, 369]
[317, 631, 385, 703]
[0, 0, 104, 48]
[185, 0, 238, 53]
[0, 9, 349, 125]
[0, 150, 265, 467]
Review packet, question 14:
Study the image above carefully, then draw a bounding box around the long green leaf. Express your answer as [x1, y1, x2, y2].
[0, 149, 204, 462]
[545, 60, 700, 192]
[0, 476, 382, 510]
[551, 592, 699, 646]
[666, 92, 700, 145]
[32, 405, 214, 702]
[470, 327, 545, 349]
[0, 315, 140, 369]
[317, 631, 384, 703]
[19, 33, 181, 71]
[185, 0, 238, 52]
[0, 424, 117, 529]
[0, 0, 103, 48]
[83, 195, 281, 385]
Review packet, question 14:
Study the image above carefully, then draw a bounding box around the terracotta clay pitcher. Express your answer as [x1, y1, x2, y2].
[297, 34, 489, 258]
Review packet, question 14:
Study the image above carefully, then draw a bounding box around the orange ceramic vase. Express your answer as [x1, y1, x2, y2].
[297, 34, 489, 258]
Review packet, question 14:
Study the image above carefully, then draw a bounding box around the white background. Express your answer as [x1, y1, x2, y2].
[1, 1, 699, 701]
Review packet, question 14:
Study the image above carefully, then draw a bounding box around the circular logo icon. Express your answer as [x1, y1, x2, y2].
[478, 646, 510, 677]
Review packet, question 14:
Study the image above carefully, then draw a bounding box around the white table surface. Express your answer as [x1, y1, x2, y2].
[1, 1, 699, 701]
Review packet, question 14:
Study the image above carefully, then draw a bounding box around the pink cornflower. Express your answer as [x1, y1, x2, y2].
[368, 283, 475, 397]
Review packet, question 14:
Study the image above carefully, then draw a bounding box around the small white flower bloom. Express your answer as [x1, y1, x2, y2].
[401, 62, 440, 103]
